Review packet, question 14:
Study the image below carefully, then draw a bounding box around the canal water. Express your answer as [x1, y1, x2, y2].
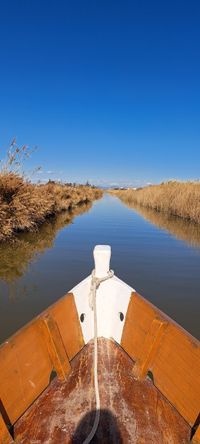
[0, 193, 200, 343]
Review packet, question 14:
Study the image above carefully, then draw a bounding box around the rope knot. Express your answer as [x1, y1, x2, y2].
[89, 269, 114, 310]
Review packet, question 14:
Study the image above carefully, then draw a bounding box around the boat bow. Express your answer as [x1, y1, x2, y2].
[71, 245, 134, 344]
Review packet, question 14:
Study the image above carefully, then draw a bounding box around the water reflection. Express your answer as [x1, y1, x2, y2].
[0, 194, 200, 342]
[123, 201, 200, 249]
[0, 202, 92, 284]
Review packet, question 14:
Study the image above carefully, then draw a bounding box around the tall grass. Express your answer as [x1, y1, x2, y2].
[110, 181, 200, 224]
[0, 141, 103, 241]
[0, 202, 92, 284]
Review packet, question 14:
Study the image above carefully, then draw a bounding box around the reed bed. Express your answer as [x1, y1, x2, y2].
[110, 181, 200, 224]
[0, 172, 102, 242]
[0, 202, 92, 284]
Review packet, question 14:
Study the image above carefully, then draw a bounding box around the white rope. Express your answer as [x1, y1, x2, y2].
[83, 269, 114, 444]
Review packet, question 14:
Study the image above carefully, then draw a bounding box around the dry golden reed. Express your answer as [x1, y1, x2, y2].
[0, 173, 102, 242]
[0, 140, 103, 241]
[110, 181, 200, 224]
[0, 202, 92, 283]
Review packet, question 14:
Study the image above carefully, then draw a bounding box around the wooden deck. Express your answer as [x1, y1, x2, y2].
[14, 338, 191, 444]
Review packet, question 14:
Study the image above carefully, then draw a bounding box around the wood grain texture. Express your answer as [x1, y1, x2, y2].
[132, 318, 168, 379]
[0, 293, 83, 426]
[121, 292, 200, 426]
[0, 322, 52, 426]
[0, 413, 13, 444]
[192, 425, 200, 443]
[39, 314, 71, 381]
[14, 339, 190, 444]
[47, 292, 84, 360]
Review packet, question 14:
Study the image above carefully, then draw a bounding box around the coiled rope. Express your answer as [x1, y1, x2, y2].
[83, 269, 114, 444]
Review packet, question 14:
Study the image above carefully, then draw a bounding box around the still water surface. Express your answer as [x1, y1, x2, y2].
[0, 194, 200, 343]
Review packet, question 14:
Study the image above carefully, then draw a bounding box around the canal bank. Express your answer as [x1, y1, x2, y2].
[0, 193, 200, 342]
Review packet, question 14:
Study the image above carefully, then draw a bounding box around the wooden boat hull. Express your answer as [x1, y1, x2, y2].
[0, 246, 199, 443]
[14, 339, 191, 443]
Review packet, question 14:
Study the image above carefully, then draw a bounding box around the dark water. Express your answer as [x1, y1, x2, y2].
[0, 194, 200, 343]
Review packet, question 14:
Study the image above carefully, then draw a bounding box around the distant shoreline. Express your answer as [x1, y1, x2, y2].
[109, 181, 200, 225]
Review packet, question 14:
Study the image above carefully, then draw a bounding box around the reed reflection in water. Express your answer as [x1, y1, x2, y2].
[122, 201, 200, 250]
[0, 194, 200, 343]
[0, 202, 92, 286]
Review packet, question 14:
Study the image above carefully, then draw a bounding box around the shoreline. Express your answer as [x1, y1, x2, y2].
[109, 181, 200, 225]
[0, 173, 103, 242]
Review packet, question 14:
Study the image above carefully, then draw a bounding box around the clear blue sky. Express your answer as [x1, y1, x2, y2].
[0, 1, 200, 186]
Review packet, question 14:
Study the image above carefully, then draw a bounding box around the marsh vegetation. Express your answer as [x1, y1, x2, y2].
[110, 181, 200, 224]
[0, 201, 92, 284]
[0, 141, 102, 241]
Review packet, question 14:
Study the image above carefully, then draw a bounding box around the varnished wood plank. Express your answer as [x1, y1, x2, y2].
[121, 292, 158, 361]
[121, 292, 200, 426]
[39, 314, 71, 381]
[192, 425, 200, 443]
[48, 292, 84, 360]
[0, 413, 14, 444]
[132, 318, 168, 379]
[0, 323, 53, 426]
[14, 339, 190, 443]
[0, 292, 83, 428]
[152, 322, 200, 426]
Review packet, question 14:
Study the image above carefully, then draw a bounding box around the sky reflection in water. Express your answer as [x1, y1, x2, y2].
[0, 194, 200, 343]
